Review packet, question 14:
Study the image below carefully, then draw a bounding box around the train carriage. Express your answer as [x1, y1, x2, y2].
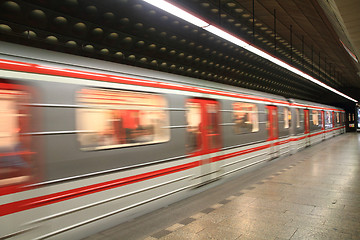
[0, 42, 345, 239]
[290, 99, 345, 148]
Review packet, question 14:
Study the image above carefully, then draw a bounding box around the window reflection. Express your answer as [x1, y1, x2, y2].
[310, 110, 322, 129]
[284, 107, 291, 129]
[233, 102, 259, 134]
[0, 88, 33, 187]
[207, 103, 220, 149]
[77, 89, 169, 150]
[296, 109, 304, 128]
[325, 111, 333, 129]
[186, 102, 201, 152]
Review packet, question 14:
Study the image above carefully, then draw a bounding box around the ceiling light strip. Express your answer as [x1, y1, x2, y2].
[142, 0, 357, 102]
[142, 0, 209, 28]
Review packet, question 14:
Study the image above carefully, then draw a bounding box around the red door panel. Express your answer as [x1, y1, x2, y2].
[304, 109, 310, 134]
[266, 106, 278, 141]
[186, 99, 221, 157]
[0, 82, 36, 196]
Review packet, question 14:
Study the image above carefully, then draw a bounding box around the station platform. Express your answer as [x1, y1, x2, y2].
[84, 133, 360, 240]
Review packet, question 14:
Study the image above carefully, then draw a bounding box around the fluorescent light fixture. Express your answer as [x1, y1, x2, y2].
[143, 0, 357, 102]
[244, 45, 357, 102]
[204, 25, 250, 49]
[142, 0, 209, 28]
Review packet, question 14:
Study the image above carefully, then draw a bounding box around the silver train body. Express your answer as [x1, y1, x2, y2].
[0, 42, 345, 239]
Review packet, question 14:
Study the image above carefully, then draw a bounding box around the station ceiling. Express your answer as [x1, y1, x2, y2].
[0, 0, 359, 107]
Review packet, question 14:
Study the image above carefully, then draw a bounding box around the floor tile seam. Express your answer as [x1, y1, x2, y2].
[294, 211, 360, 225]
[149, 191, 248, 239]
[289, 228, 299, 239]
[290, 225, 355, 239]
[323, 214, 360, 224]
[149, 148, 336, 239]
[247, 203, 317, 215]
[150, 176, 281, 238]
[241, 160, 307, 196]
[216, 221, 299, 239]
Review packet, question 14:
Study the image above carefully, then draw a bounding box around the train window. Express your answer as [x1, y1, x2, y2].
[336, 112, 340, 123]
[186, 102, 202, 152]
[207, 103, 221, 149]
[311, 110, 322, 128]
[325, 111, 333, 129]
[0, 88, 33, 187]
[233, 102, 259, 134]
[283, 107, 291, 129]
[312, 110, 319, 126]
[295, 109, 303, 128]
[77, 88, 169, 150]
[296, 109, 299, 128]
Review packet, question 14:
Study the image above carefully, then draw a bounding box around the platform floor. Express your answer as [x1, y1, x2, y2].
[84, 133, 360, 240]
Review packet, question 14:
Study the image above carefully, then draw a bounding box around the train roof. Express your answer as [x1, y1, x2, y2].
[289, 98, 344, 111]
[0, 41, 344, 112]
[0, 41, 287, 102]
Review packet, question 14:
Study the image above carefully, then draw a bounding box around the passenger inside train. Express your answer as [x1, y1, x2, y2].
[0, 88, 32, 187]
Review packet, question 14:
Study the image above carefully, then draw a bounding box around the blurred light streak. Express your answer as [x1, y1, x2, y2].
[142, 0, 357, 103]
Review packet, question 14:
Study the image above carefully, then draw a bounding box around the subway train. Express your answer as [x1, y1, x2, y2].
[0, 41, 345, 240]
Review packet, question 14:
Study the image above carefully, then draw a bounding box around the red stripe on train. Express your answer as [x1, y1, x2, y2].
[0, 143, 273, 216]
[213, 144, 271, 162]
[0, 126, 345, 216]
[0, 58, 288, 104]
[0, 161, 200, 217]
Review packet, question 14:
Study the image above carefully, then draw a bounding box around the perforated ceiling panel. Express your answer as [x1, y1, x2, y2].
[0, 0, 359, 106]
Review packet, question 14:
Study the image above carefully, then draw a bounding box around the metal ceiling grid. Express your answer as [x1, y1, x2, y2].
[0, 0, 358, 106]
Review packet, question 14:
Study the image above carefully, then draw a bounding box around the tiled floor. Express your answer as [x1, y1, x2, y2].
[85, 133, 360, 240]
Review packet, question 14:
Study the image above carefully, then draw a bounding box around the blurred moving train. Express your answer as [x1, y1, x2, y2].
[0, 41, 345, 239]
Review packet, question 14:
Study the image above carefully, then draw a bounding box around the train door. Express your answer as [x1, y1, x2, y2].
[0, 82, 42, 238]
[186, 98, 221, 185]
[332, 111, 336, 136]
[304, 109, 310, 146]
[266, 106, 279, 159]
[321, 111, 325, 140]
[357, 109, 360, 131]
